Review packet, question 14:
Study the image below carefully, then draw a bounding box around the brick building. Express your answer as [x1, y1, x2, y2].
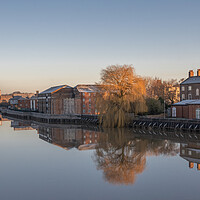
[38, 85, 74, 114]
[18, 97, 31, 110]
[180, 69, 200, 101]
[9, 96, 22, 109]
[180, 142, 200, 170]
[172, 70, 200, 119]
[74, 85, 99, 115]
[1, 94, 13, 103]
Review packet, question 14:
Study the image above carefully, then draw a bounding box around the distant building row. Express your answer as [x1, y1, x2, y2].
[8, 84, 99, 115]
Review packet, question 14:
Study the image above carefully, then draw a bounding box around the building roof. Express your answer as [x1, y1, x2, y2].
[75, 84, 100, 93]
[9, 96, 22, 101]
[173, 99, 200, 106]
[181, 76, 200, 85]
[39, 85, 72, 94]
[30, 95, 38, 100]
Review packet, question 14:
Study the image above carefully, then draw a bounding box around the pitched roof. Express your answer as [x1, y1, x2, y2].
[181, 76, 200, 85]
[75, 84, 100, 93]
[39, 85, 72, 94]
[9, 96, 22, 100]
[173, 100, 200, 106]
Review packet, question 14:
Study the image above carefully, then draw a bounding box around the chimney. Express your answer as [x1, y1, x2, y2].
[36, 91, 39, 97]
[197, 69, 200, 77]
[189, 70, 194, 78]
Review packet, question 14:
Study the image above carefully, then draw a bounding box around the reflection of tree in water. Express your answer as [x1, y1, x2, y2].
[94, 129, 179, 185]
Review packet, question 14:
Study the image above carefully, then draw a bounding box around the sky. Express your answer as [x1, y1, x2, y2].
[1, 0, 200, 93]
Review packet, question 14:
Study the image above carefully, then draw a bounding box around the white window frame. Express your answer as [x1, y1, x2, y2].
[196, 108, 200, 119]
[172, 107, 176, 117]
[181, 86, 185, 91]
[196, 88, 199, 96]
[188, 86, 192, 91]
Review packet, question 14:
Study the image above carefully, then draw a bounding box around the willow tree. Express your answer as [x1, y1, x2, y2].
[96, 65, 147, 128]
[93, 129, 146, 185]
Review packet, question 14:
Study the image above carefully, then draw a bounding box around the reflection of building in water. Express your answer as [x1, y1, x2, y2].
[0, 114, 11, 126]
[38, 126, 100, 150]
[180, 142, 200, 170]
[11, 120, 35, 131]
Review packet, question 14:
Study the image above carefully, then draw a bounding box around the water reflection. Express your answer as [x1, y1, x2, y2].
[38, 125, 100, 150]
[3, 117, 200, 186]
[94, 128, 179, 185]
[180, 142, 200, 170]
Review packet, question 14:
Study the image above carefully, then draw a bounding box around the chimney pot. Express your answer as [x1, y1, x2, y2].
[36, 91, 39, 97]
[189, 70, 194, 78]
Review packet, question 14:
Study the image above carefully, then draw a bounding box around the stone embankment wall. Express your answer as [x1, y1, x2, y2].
[0, 108, 99, 125]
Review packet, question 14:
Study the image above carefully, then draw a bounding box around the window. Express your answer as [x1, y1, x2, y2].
[182, 94, 185, 100]
[89, 93, 91, 96]
[88, 109, 91, 113]
[181, 86, 185, 91]
[188, 86, 192, 91]
[83, 109, 85, 113]
[182, 150, 185, 155]
[83, 93, 85, 96]
[196, 108, 200, 119]
[83, 104, 85, 108]
[83, 98, 85, 102]
[172, 107, 176, 117]
[89, 104, 91, 107]
[188, 151, 192, 156]
[188, 94, 192, 100]
[89, 98, 91, 102]
[196, 88, 199, 96]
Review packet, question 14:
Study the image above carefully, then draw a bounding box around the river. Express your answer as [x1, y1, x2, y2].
[0, 116, 199, 200]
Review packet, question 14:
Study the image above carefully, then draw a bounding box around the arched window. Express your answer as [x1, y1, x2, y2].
[196, 88, 199, 96]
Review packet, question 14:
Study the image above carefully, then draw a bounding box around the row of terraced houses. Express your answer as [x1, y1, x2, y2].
[8, 84, 99, 115]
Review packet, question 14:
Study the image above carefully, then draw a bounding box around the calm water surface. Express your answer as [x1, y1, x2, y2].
[0, 117, 200, 200]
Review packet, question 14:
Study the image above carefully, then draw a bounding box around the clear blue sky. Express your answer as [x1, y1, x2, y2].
[1, 0, 200, 93]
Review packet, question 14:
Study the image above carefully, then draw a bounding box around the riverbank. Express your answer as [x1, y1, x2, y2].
[131, 117, 200, 132]
[0, 108, 99, 126]
[1, 108, 200, 132]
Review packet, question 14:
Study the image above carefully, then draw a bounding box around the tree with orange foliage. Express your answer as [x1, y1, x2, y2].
[96, 65, 147, 128]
